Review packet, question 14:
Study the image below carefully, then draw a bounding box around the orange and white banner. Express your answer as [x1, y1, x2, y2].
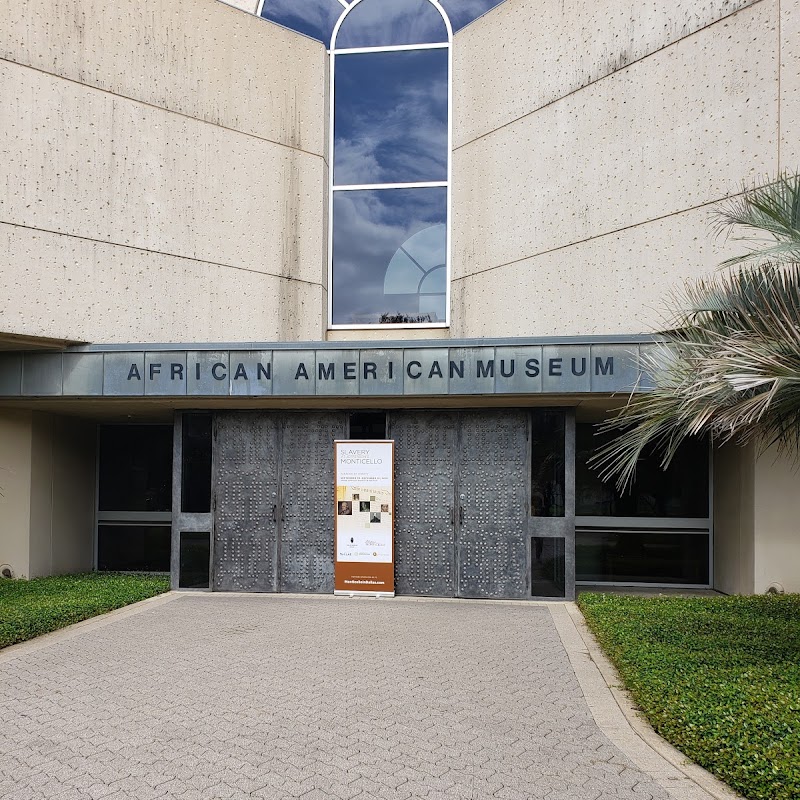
[334, 440, 395, 596]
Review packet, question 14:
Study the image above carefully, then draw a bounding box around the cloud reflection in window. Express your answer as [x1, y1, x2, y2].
[332, 188, 447, 325]
[335, 0, 448, 48]
[259, 0, 509, 43]
[334, 50, 448, 186]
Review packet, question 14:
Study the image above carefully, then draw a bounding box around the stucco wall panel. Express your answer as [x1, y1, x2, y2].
[452, 1, 778, 282]
[28, 414, 55, 579]
[0, 411, 33, 580]
[0, 61, 325, 288]
[713, 442, 755, 595]
[780, 0, 800, 168]
[218, 0, 258, 13]
[49, 416, 95, 575]
[0, 223, 324, 343]
[451, 205, 739, 338]
[453, 0, 760, 147]
[0, 0, 324, 154]
[753, 445, 800, 593]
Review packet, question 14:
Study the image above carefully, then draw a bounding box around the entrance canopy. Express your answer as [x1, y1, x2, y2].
[0, 336, 656, 400]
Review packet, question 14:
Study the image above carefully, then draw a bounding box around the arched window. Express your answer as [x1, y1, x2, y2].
[329, 0, 452, 327]
[258, 1, 509, 326]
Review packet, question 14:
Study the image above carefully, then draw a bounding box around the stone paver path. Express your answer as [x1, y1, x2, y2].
[0, 595, 670, 800]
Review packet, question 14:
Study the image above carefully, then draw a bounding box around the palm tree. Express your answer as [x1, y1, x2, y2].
[591, 172, 800, 490]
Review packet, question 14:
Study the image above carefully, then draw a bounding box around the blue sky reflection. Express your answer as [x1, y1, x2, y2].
[334, 50, 448, 186]
[335, 0, 447, 48]
[259, 0, 343, 44]
[332, 188, 447, 324]
[260, 0, 508, 44]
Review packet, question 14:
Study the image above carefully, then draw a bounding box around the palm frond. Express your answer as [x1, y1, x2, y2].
[713, 172, 800, 269]
[592, 260, 800, 490]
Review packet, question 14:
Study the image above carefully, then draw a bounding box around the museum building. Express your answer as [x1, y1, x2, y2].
[1, 0, 798, 599]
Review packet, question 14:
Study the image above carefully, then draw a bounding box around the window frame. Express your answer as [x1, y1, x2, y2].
[327, 0, 453, 330]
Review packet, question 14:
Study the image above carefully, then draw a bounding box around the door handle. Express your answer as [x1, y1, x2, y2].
[459, 506, 464, 525]
[281, 503, 286, 523]
[450, 506, 454, 525]
[272, 504, 277, 523]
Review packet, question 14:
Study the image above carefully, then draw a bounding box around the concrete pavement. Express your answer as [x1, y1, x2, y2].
[0, 594, 738, 800]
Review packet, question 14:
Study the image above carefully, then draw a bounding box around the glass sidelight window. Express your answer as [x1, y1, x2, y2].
[181, 413, 212, 513]
[575, 425, 709, 518]
[530, 410, 566, 517]
[575, 423, 711, 586]
[98, 425, 172, 513]
[179, 532, 211, 589]
[97, 425, 173, 572]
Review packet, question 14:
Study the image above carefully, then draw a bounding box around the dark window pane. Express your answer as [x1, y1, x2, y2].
[98, 525, 171, 572]
[576, 530, 710, 584]
[332, 187, 447, 324]
[260, 0, 343, 44]
[531, 410, 565, 517]
[179, 532, 210, 589]
[181, 414, 212, 513]
[349, 412, 387, 439]
[440, 0, 508, 32]
[576, 425, 709, 517]
[532, 537, 566, 597]
[98, 425, 172, 512]
[335, 0, 448, 48]
[334, 50, 448, 186]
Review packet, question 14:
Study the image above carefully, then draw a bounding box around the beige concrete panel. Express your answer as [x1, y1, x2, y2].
[452, 1, 778, 272]
[453, 0, 760, 148]
[0, 0, 325, 153]
[753, 445, 800, 593]
[218, 0, 258, 14]
[28, 414, 55, 579]
[450, 205, 740, 338]
[780, 0, 800, 168]
[0, 410, 33, 579]
[1, 62, 325, 288]
[50, 416, 95, 575]
[712, 442, 755, 595]
[0, 223, 324, 343]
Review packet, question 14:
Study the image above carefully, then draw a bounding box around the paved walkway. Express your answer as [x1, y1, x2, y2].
[0, 595, 731, 800]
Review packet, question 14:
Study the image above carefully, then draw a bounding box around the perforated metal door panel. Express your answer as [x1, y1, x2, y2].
[280, 412, 346, 593]
[391, 411, 457, 597]
[457, 410, 529, 599]
[213, 413, 279, 592]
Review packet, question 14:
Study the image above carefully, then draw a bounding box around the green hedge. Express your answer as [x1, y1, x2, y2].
[578, 593, 800, 800]
[0, 572, 170, 649]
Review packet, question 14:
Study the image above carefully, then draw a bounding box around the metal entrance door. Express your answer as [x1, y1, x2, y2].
[457, 410, 529, 599]
[212, 411, 346, 592]
[391, 410, 529, 599]
[391, 411, 458, 596]
[281, 413, 346, 593]
[213, 413, 279, 592]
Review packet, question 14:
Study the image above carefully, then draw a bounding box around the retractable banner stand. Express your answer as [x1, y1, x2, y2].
[334, 440, 395, 596]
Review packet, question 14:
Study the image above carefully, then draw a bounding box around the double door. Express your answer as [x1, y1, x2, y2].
[212, 411, 346, 592]
[390, 409, 530, 599]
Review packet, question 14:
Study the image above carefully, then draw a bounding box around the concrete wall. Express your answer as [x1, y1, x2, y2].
[0, 411, 34, 579]
[712, 442, 755, 595]
[0, 411, 95, 579]
[0, 0, 327, 343]
[28, 415, 96, 578]
[450, 0, 784, 338]
[752, 445, 800, 593]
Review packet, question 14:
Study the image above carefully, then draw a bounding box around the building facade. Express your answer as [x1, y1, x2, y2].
[0, 0, 798, 597]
